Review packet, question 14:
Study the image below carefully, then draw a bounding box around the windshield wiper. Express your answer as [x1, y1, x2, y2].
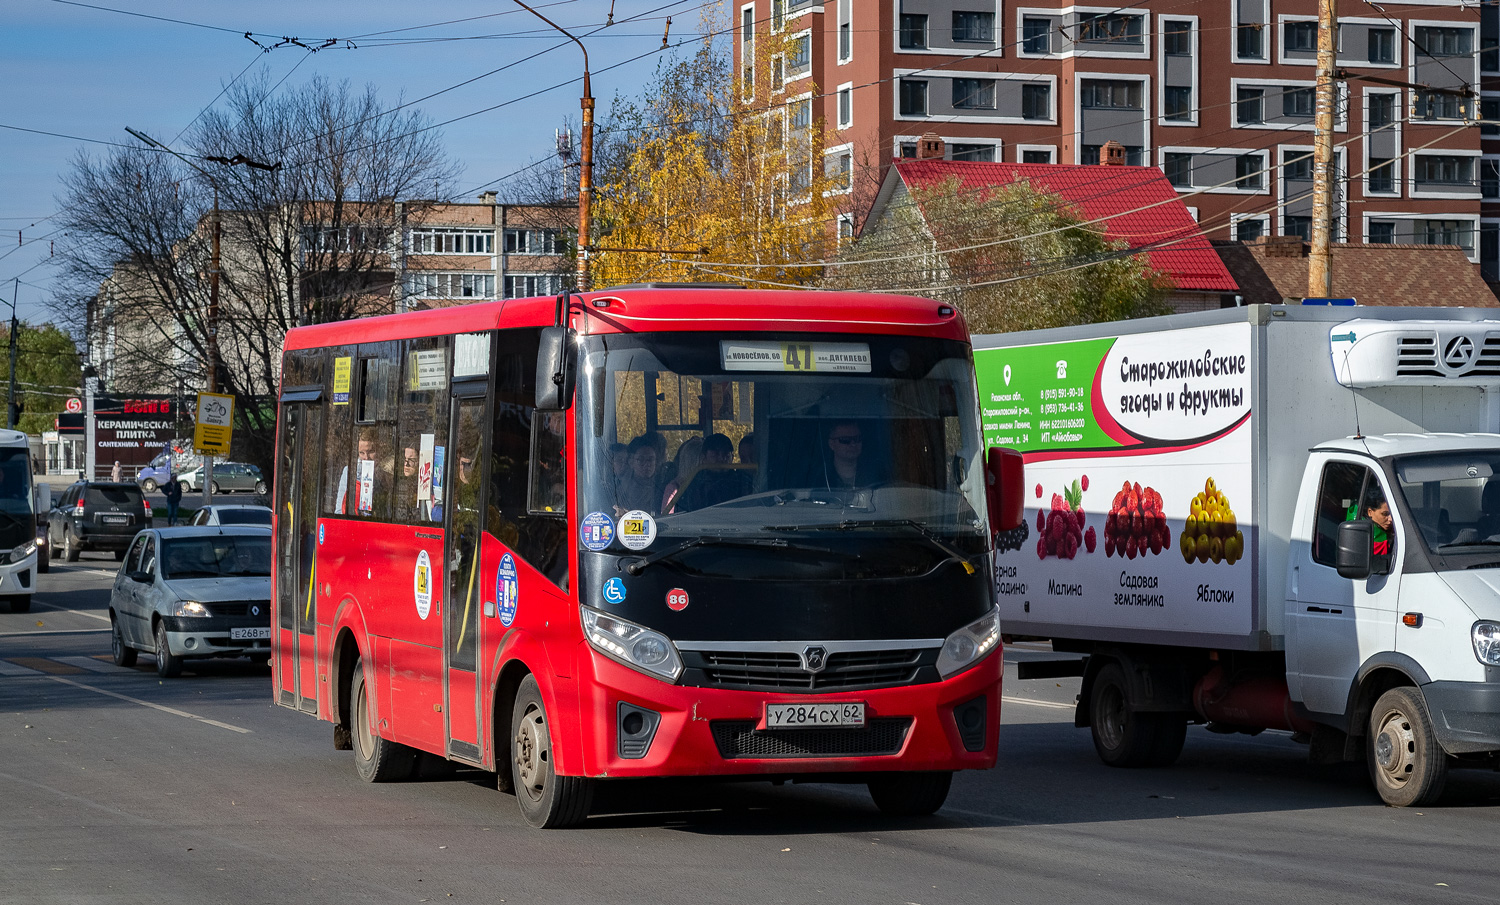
[762, 518, 978, 574]
[623, 536, 832, 575]
[1436, 539, 1500, 550]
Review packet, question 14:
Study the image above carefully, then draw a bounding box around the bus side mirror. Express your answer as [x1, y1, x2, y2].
[984, 446, 1025, 533]
[535, 326, 577, 412]
[1336, 520, 1373, 580]
[34, 484, 49, 513]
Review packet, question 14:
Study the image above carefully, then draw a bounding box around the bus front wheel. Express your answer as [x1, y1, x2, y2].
[867, 771, 953, 817]
[351, 658, 416, 782]
[510, 675, 592, 828]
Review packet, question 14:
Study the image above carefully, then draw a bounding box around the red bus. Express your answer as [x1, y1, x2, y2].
[271, 286, 1022, 827]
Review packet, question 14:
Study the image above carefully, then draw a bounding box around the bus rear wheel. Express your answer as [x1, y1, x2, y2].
[868, 771, 953, 817]
[510, 674, 592, 828]
[351, 658, 416, 782]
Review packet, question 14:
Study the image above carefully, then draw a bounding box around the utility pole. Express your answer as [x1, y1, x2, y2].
[7, 279, 18, 429]
[209, 185, 220, 394]
[1308, 0, 1338, 299]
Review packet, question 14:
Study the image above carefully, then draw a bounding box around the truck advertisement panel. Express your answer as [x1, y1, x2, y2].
[976, 322, 1255, 638]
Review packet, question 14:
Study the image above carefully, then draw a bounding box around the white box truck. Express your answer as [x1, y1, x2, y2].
[975, 305, 1500, 806]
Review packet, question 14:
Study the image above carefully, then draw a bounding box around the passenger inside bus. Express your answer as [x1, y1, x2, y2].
[660, 437, 703, 513]
[675, 433, 753, 512]
[614, 436, 660, 516]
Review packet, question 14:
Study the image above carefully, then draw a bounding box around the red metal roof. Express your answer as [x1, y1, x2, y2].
[892, 160, 1238, 293]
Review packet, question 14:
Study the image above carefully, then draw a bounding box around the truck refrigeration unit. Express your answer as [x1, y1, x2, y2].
[976, 304, 1500, 806]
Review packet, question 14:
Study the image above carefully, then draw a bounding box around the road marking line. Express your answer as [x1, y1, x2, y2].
[0, 659, 40, 676]
[0, 628, 111, 637]
[1001, 695, 1074, 710]
[4, 656, 87, 675]
[28, 601, 111, 622]
[45, 675, 252, 734]
[54, 655, 119, 673]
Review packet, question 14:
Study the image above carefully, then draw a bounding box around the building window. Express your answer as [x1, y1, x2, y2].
[1236, 154, 1264, 190]
[825, 149, 853, 191]
[1368, 28, 1395, 64]
[1483, 99, 1500, 136]
[837, 86, 852, 127]
[1284, 154, 1313, 181]
[1236, 87, 1265, 124]
[899, 14, 928, 49]
[503, 228, 560, 255]
[1368, 158, 1396, 193]
[1238, 23, 1265, 59]
[952, 11, 994, 43]
[1022, 84, 1051, 119]
[1164, 86, 1193, 121]
[1284, 21, 1317, 53]
[1236, 218, 1266, 241]
[741, 7, 755, 90]
[1022, 149, 1053, 163]
[1084, 145, 1144, 165]
[1416, 26, 1473, 57]
[1484, 160, 1500, 198]
[1369, 221, 1395, 244]
[788, 33, 811, 77]
[1163, 20, 1192, 55]
[1078, 13, 1142, 45]
[1415, 91, 1464, 120]
[953, 78, 996, 109]
[1164, 153, 1192, 187]
[1023, 17, 1051, 54]
[899, 79, 928, 116]
[898, 142, 917, 158]
[950, 143, 995, 162]
[771, 0, 784, 31]
[410, 228, 494, 255]
[839, 21, 851, 59]
[503, 275, 561, 299]
[837, 215, 855, 243]
[1368, 93, 1396, 130]
[407, 272, 496, 301]
[1285, 216, 1312, 241]
[1417, 155, 1475, 186]
[1080, 80, 1142, 109]
[1483, 223, 1500, 280]
[1283, 87, 1315, 118]
[1421, 220, 1473, 252]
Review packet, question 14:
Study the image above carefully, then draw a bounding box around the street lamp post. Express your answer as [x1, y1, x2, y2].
[6, 279, 19, 430]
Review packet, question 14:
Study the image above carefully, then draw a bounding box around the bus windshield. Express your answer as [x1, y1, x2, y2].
[577, 333, 987, 555]
[0, 448, 33, 518]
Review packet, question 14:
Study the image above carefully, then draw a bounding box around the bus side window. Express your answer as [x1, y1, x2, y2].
[322, 347, 355, 517]
[395, 335, 451, 525]
[352, 341, 400, 521]
[491, 329, 568, 589]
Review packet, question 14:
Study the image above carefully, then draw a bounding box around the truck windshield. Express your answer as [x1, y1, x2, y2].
[577, 332, 988, 558]
[1394, 452, 1500, 554]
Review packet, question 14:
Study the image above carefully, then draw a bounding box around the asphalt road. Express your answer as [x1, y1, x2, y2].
[3, 559, 1498, 904]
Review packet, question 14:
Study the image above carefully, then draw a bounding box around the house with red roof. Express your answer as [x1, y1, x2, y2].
[862, 141, 1239, 314]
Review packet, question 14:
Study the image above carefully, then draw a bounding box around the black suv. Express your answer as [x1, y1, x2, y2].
[48, 481, 151, 562]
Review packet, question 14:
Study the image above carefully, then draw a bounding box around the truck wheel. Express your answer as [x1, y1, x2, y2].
[868, 771, 953, 816]
[141, 478, 157, 493]
[1368, 686, 1448, 807]
[511, 674, 592, 828]
[64, 531, 80, 562]
[1090, 662, 1185, 768]
[111, 616, 137, 667]
[351, 658, 416, 782]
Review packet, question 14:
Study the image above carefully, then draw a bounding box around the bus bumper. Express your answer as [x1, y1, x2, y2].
[0, 550, 36, 597]
[575, 647, 1003, 779]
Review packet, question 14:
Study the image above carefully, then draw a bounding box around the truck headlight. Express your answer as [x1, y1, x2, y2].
[582, 607, 682, 682]
[172, 600, 209, 617]
[936, 608, 1002, 679]
[6, 542, 36, 564]
[1473, 621, 1500, 667]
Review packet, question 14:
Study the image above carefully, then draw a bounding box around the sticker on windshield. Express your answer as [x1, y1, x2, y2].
[666, 588, 689, 611]
[413, 550, 433, 620]
[617, 510, 657, 551]
[580, 511, 615, 551]
[602, 576, 627, 605]
[721, 340, 871, 373]
[497, 553, 518, 626]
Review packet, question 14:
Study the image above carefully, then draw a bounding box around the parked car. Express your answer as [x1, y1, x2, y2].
[176, 462, 267, 495]
[108, 526, 272, 677]
[190, 504, 272, 527]
[47, 481, 151, 562]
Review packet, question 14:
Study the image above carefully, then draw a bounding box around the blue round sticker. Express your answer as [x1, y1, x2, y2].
[580, 511, 614, 552]
[602, 576, 627, 605]
[317, 523, 324, 545]
[497, 553, 519, 626]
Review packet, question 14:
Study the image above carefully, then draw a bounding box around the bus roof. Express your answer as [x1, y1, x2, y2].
[283, 288, 969, 351]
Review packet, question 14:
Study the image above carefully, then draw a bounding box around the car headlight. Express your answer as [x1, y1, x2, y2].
[935, 608, 1002, 679]
[7, 541, 36, 564]
[581, 606, 682, 682]
[172, 600, 209, 617]
[1473, 621, 1500, 667]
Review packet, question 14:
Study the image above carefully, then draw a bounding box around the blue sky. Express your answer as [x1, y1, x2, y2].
[1, 0, 707, 324]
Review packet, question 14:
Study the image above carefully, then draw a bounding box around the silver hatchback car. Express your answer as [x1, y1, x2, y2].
[108, 526, 273, 677]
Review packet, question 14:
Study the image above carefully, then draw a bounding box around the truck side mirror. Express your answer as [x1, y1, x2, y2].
[1336, 520, 1373, 580]
[534, 326, 577, 412]
[984, 446, 1025, 534]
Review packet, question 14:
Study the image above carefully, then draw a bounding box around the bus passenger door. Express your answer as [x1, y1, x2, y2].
[275, 400, 323, 713]
[443, 391, 486, 760]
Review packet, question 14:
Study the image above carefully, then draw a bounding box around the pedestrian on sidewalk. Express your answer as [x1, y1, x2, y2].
[164, 474, 182, 526]
[110, 460, 122, 482]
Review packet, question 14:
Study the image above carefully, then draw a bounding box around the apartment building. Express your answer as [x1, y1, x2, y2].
[399, 194, 570, 310]
[740, 0, 1497, 277]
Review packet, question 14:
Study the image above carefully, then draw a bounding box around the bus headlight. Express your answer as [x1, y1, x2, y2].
[1473, 621, 1500, 667]
[172, 600, 209, 617]
[582, 607, 682, 682]
[936, 608, 1002, 679]
[6, 541, 36, 564]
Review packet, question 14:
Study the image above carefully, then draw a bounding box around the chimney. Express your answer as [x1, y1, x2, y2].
[478, 191, 497, 205]
[1100, 140, 1126, 166]
[1260, 236, 1308, 258]
[917, 132, 946, 160]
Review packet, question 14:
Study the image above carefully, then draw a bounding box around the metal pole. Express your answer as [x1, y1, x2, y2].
[209, 185, 220, 395]
[1308, 0, 1338, 299]
[7, 279, 18, 429]
[84, 374, 96, 480]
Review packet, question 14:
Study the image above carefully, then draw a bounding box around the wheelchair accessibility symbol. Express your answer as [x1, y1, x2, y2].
[602, 576, 627, 605]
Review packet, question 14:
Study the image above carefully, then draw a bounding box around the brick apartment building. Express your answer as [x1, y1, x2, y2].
[737, 0, 1499, 279]
[397, 193, 569, 311]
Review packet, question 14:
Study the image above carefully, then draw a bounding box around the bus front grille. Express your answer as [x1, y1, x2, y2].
[709, 718, 912, 758]
[685, 648, 934, 693]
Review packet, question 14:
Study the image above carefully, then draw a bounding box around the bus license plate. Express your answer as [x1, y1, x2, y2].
[765, 702, 865, 729]
[230, 627, 271, 640]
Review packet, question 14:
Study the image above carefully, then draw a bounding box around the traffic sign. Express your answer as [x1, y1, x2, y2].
[192, 392, 234, 456]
